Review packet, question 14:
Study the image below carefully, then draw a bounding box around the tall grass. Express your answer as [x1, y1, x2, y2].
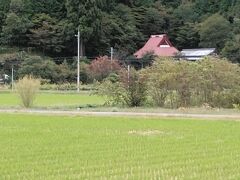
[15, 76, 40, 108]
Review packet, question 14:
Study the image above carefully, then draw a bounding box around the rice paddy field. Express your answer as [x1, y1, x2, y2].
[0, 91, 104, 108]
[0, 113, 240, 179]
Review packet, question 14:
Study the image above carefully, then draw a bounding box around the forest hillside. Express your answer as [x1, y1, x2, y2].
[0, 0, 240, 62]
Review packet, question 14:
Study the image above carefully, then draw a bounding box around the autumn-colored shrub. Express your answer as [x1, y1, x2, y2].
[88, 56, 121, 81]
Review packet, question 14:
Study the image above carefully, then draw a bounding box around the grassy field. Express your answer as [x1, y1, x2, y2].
[0, 114, 240, 179]
[1, 91, 239, 116]
[0, 91, 104, 108]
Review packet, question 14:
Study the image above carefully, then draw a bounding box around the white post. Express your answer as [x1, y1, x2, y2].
[11, 66, 14, 91]
[110, 47, 113, 71]
[77, 28, 80, 93]
[110, 47, 113, 61]
[127, 65, 130, 88]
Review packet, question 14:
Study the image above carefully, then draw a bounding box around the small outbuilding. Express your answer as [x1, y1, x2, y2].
[180, 48, 216, 61]
[134, 34, 179, 58]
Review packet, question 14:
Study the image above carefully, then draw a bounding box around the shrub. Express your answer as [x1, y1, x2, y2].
[211, 89, 240, 108]
[18, 56, 76, 84]
[144, 57, 240, 108]
[96, 57, 240, 108]
[95, 80, 126, 106]
[106, 73, 119, 83]
[95, 68, 148, 107]
[233, 104, 240, 110]
[142, 58, 178, 107]
[88, 56, 121, 81]
[197, 57, 240, 105]
[16, 75, 40, 108]
[142, 58, 197, 108]
[120, 68, 148, 107]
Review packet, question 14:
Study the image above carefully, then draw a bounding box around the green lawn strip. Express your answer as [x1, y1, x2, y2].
[0, 92, 104, 108]
[0, 114, 240, 179]
[1, 92, 240, 115]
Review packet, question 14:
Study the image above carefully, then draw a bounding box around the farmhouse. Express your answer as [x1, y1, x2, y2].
[134, 34, 179, 58]
[134, 34, 216, 61]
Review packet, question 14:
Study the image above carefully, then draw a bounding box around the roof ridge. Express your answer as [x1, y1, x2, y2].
[151, 34, 166, 38]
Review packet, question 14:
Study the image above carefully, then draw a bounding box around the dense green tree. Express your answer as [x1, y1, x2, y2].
[198, 14, 231, 50]
[65, 1, 140, 56]
[221, 34, 240, 63]
[231, 1, 240, 18]
[25, 0, 66, 19]
[65, 0, 105, 55]
[117, 0, 155, 7]
[194, 0, 222, 16]
[133, 4, 170, 45]
[1, 12, 31, 46]
[27, 13, 65, 55]
[173, 23, 200, 50]
[158, 0, 181, 8]
[0, 0, 10, 33]
[141, 7, 168, 37]
[1, 0, 31, 46]
[101, 4, 139, 54]
[173, 2, 198, 23]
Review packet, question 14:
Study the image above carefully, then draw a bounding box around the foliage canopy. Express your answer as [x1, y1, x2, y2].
[0, 0, 239, 62]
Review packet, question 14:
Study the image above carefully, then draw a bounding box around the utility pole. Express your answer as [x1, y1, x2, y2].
[77, 28, 80, 93]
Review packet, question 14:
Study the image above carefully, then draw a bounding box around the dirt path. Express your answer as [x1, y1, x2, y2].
[0, 109, 240, 120]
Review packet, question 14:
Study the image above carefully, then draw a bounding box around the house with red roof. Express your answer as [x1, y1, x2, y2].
[134, 34, 179, 58]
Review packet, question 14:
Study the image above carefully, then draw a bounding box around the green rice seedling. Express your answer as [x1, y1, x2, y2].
[0, 114, 240, 179]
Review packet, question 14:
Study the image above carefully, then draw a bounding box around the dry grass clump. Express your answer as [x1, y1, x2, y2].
[128, 130, 168, 136]
[16, 76, 40, 108]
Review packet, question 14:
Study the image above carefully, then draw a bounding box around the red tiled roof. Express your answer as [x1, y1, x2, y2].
[134, 34, 179, 58]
